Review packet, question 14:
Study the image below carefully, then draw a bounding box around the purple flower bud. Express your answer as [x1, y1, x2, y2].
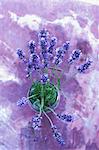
[48, 47, 53, 54]
[28, 54, 40, 70]
[34, 64, 40, 70]
[63, 41, 70, 52]
[50, 36, 57, 47]
[26, 54, 40, 77]
[56, 47, 64, 59]
[41, 73, 49, 83]
[17, 97, 28, 106]
[54, 57, 62, 65]
[39, 28, 49, 38]
[48, 37, 57, 53]
[40, 37, 47, 50]
[16, 48, 25, 60]
[26, 61, 33, 78]
[57, 47, 63, 55]
[27, 60, 33, 69]
[28, 40, 36, 53]
[30, 54, 39, 63]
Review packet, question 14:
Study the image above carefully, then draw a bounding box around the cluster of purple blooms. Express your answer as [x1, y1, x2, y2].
[51, 125, 65, 145]
[16, 28, 92, 79]
[77, 59, 92, 73]
[17, 97, 28, 106]
[68, 49, 82, 64]
[57, 113, 74, 122]
[16, 28, 92, 145]
[41, 73, 49, 84]
[54, 41, 70, 65]
[32, 115, 42, 130]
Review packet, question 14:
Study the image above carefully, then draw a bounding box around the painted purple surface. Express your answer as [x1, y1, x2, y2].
[0, 0, 99, 150]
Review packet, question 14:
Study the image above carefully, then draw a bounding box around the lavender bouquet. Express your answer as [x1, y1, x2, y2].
[16, 29, 92, 145]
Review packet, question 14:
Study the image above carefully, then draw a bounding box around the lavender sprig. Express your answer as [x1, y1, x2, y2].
[62, 41, 70, 53]
[54, 41, 70, 65]
[51, 125, 65, 145]
[56, 47, 64, 58]
[57, 114, 74, 122]
[45, 106, 74, 122]
[39, 28, 49, 38]
[17, 94, 39, 107]
[42, 52, 49, 68]
[41, 73, 49, 84]
[31, 82, 45, 130]
[26, 53, 40, 77]
[31, 54, 40, 70]
[68, 49, 81, 64]
[16, 48, 26, 62]
[77, 59, 92, 73]
[43, 111, 65, 145]
[50, 37, 57, 47]
[54, 56, 62, 65]
[39, 35, 49, 68]
[32, 115, 42, 130]
[40, 37, 47, 50]
[26, 57, 33, 78]
[17, 97, 28, 106]
[28, 40, 36, 54]
[48, 37, 57, 54]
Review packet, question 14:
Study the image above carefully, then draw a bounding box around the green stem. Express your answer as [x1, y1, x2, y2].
[50, 66, 61, 90]
[33, 99, 39, 106]
[27, 94, 38, 99]
[33, 99, 42, 116]
[57, 78, 60, 90]
[44, 67, 48, 74]
[43, 110, 54, 127]
[41, 84, 44, 111]
[48, 67, 62, 72]
[45, 106, 57, 116]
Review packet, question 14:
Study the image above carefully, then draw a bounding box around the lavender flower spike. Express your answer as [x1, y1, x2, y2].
[41, 73, 49, 84]
[57, 114, 74, 122]
[54, 57, 62, 65]
[17, 97, 28, 106]
[63, 41, 70, 53]
[48, 37, 57, 54]
[77, 59, 92, 73]
[68, 49, 81, 64]
[51, 125, 65, 145]
[32, 115, 42, 130]
[40, 37, 47, 50]
[16, 48, 25, 60]
[50, 36, 57, 47]
[39, 28, 49, 38]
[28, 40, 36, 54]
[43, 110, 65, 145]
[29, 54, 40, 71]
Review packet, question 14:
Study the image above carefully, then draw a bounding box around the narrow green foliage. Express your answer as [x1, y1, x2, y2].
[28, 81, 58, 112]
[57, 78, 60, 90]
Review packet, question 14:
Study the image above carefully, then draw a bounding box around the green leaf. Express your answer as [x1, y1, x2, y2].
[57, 78, 60, 90]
